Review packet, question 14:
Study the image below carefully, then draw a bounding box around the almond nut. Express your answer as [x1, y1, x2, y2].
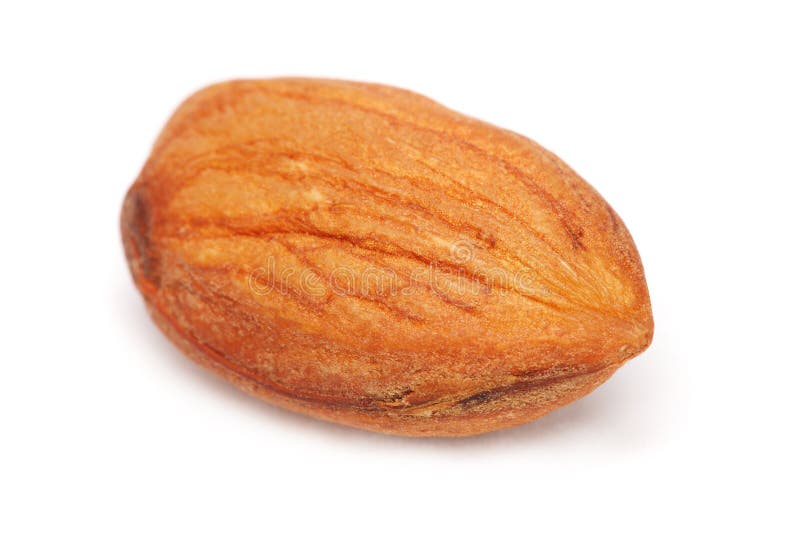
[121, 78, 653, 436]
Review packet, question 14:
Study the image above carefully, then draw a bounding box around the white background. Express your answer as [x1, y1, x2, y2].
[2, 1, 798, 532]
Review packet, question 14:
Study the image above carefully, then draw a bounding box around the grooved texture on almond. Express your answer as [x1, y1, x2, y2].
[121, 78, 653, 436]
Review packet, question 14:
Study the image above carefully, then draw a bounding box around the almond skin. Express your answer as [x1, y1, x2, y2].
[121, 78, 653, 437]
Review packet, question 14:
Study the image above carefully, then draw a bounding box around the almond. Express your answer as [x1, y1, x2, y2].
[121, 78, 653, 436]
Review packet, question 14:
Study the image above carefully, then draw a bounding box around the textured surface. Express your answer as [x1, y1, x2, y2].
[121, 78, 653, 436]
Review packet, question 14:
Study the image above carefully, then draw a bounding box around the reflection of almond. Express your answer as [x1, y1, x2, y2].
[121, 78, 653, 437]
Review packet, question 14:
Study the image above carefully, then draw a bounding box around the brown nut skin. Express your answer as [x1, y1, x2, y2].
[121, 78, 653, 437]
